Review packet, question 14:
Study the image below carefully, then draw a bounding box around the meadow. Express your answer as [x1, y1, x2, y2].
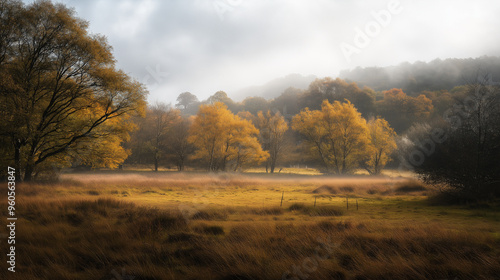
[1, 170, 499, 280]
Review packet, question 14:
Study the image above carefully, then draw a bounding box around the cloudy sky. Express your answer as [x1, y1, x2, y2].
[24, 0, 500, 104]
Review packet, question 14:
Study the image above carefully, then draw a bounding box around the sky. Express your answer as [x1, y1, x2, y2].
[22, 0, 500, 105]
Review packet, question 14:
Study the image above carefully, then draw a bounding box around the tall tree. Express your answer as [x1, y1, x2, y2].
[188, 102, 268, 171]
[175, 92, 198, 110]
[362, 117, 397, 175]
[167, 115, 194, 171]
[255, 110, 289, 173]
[0, 1, 147, 181]
[207, 90, 239, 113]
[126, 104, 178, 171]
[292, 100, 371, 174]
[150, 103, 177, 171]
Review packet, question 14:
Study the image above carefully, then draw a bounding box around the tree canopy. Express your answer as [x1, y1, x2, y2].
[292, 100, 372, 174]
[0, 0, 147, 180]
[188, 102, 268, 171]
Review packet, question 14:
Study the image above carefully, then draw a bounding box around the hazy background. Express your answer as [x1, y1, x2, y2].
[25, 0, 500, 104]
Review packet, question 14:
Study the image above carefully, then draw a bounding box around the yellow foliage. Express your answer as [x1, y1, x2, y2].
[189, 102, 268, 171]
[256, 110, 289, 173]
[292, 100, 371, 174]
[363, 117, 397, 175]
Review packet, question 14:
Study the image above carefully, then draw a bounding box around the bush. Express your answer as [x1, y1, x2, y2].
[395, 181, 427, 193]
[194, 224, 224, 235]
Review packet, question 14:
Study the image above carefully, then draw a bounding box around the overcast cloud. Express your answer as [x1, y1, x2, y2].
[22, 0, 500, 104]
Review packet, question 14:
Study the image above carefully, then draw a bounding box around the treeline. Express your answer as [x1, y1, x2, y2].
[339, 56, 500, 94]
[126, 99, 397, 176]
[127, 75, 453, 174]
[127, 75, 500, 200]
[171, 77, 470, 133]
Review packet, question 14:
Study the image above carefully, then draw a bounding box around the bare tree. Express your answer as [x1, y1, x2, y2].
[256, 110, 289, 173]
[168, 116, 193, 171]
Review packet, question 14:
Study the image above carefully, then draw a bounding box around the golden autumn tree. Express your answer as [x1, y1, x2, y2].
[362, 117, 397, 175]
[0, 1, 147, 181]
[188, 102, 268, 171]
[292, 100, 371, 174]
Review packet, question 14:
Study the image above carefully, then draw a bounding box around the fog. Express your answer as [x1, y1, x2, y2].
[34, 0, 500, 104]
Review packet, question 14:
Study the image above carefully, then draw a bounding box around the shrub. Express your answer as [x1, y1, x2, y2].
[194, 224, 224, 235]
[288, 203, 308, 211]
[395, 181, 427, 193]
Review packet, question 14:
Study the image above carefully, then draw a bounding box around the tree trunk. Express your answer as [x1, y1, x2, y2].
[14, 141, 21, 175]
[24, 163, 35, 182]
[154, 154, 159, 172]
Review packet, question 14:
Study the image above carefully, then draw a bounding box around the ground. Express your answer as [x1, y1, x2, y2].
[0, 169, 499, 279]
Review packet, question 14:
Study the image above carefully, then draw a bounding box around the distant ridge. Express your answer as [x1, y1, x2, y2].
[339, 56, 500, 94]
[233, 73, 317, 101]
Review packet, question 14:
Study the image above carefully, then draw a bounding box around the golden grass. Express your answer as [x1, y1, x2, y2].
[0, 171, 499, 279]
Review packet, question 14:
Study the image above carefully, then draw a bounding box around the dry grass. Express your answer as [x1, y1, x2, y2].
[0, 171, 499, 279]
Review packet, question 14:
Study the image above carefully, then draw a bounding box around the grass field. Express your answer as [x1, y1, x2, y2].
[1, 170, 499, 279]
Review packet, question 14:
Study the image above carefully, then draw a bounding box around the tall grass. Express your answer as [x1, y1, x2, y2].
[0, 196, 498, 280]
[0, 173, 498, 279]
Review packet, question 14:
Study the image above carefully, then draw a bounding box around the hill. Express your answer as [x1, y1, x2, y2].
[339, 56, 500, 95]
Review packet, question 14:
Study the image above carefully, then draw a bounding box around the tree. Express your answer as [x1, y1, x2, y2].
[376, 88, 433, 133]
[362, 117, 397, 175]
[299, 78, 376, 117]
[405, 78, 500, 200]
[149, 103, 178, 171]
[126, 104, 179, 171]
[242, 96, 269, 115]
[167, 115, 194, 171]
[270, 87, 302, 117]
[0, 1, 147, 181]
[188, 102, 268, 171]
[255, 110, 288, 173]
[175, 92, 198, 110]
[207, 90, 239, 113]
[292, 100, 371, 174]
